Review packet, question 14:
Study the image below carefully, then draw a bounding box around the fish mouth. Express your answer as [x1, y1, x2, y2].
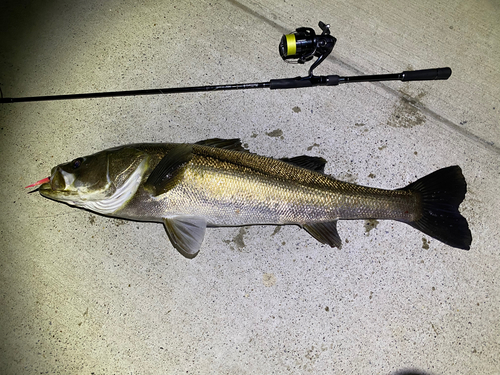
[38, 168, 78, 201]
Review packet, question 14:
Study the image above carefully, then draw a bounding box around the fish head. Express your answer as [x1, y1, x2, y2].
[39, 146, 148, 210]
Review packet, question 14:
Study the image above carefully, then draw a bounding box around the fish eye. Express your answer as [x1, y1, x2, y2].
[72, 158, 84, 169]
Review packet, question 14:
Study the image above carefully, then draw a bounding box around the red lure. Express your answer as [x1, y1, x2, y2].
[25, 177, 50, 189]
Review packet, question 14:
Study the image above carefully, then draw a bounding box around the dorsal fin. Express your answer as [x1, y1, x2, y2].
[195, 138, 248, 152]
[280, 155, 326, 173]
[144, 144, 193, 196]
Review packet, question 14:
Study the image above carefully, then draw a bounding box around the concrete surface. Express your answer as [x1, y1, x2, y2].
[1, 0, 498, 374]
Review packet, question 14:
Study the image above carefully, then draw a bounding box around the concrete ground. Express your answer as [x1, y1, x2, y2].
[1, 0, 498, 374]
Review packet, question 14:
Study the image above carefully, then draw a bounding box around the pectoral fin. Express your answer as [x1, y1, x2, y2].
[303, 221, 342, 249]
[163, 217, 207, 258]
[145, 144, 193, 196]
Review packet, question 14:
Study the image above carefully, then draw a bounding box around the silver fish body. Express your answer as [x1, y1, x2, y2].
[39, 138, 471, 257]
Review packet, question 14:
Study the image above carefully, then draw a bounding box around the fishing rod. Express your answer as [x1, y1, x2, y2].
[0, 21, 451, 104]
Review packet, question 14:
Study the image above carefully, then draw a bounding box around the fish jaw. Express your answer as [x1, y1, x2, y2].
[39, 182, 74, 201]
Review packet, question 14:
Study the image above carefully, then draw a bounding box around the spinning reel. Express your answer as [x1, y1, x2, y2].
[279, 21, 336, 76]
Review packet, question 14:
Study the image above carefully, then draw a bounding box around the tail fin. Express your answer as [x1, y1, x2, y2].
[403, 166, 472, 250]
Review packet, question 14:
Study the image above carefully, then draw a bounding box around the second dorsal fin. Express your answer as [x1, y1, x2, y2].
[280, 155, 326, 173]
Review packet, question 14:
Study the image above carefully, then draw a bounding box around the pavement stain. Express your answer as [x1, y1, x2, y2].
[387, 90, 427, 128]
[262, 273, 276, 287]
[265, 129, 284, 139]
[223, 227, 248, 252]
[364, 219, 379, 234]
[307, 143, 320, 151]
[422, 237, 430, 249]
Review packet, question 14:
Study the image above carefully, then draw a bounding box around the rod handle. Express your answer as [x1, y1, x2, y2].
[402, 67, 452, 81]
[269, 77, 313, 89]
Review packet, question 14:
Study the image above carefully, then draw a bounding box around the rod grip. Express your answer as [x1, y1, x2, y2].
[402, 67, 452, 81]
[269, 77, 313, 90]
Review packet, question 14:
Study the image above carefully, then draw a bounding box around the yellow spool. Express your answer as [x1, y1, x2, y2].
[285, 34, 296, 56]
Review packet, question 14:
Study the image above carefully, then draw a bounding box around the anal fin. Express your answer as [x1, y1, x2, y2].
[303, 221, 342, 249]
[163, 216, 207, 258]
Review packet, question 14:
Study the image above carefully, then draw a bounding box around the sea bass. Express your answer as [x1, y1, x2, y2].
[34, 138, 471, 258]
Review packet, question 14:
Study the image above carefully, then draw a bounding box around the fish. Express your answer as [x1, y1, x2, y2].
[34, 138, 472, 258]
